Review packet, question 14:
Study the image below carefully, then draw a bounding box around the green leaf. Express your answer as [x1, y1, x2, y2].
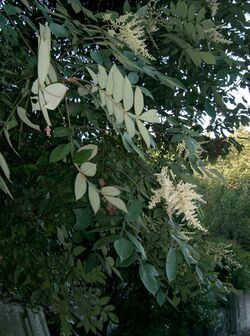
[139, 262, 159, 295]
[114, 237, 134, 262]
[123, 77, 133, 111]
[0, 153, 10, 181]
[176, 0, 188, 18]
[80, 162, 96, 177]
[116, 251, 136, 267]
[184, 22, 196, 42]
[128, 72, 139, 84]
[200, 51, 216, 65]
[88, 182, 100, 214]
[82, 6, 97, 21]
[156, 290, 166, 306]
[126, 232, 147, 259]
[104, 195, 128, 213]
[73, 149, 92, 164]
[205, 101, 216, 121]
[73, 246, 86, 256]
[73, 208, 91, 229]
[123, 0, 131, 13]
[195, 265, 204, 282]
[157, 73, 185, 90]
[93, 234, 120, 249]
[170, 2, 176, 15]
[127, 200, 144, 221]
[17, 106, 40, 131]
[75, 173, 87, 201]
[50, 143, 71, 162]
[139, 86, 154, 100]
[188, 4, 196, 20]
[108, 312, 119, 324]
[49, 22, 69, 38]
[80, 144, 98, 160]
[101, 186, 120, 196]
[100, 297, 110, 305]
[70, 0, 82, 13]
[4, 4, 20, 15]
[57, 227, 66, 246]
[185, 48, 202, 66]
[196, 7, 206, 22]
[166, 247, 177, 282]
[134, 87, 144, 116]
[53, 127, 72, 137]
[139, 110, 159, 123]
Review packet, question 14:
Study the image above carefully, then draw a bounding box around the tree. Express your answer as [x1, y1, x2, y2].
[0, 0, 249, 334]
[197, 129, 250, 291]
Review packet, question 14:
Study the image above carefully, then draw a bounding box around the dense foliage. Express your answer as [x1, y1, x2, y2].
[0, 0, 249, 335]
[198, 129, 250, 291]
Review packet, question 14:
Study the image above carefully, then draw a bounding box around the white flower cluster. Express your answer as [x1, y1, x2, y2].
[149, 167, 206, 231]
[177, 138, 204, 160]
[110, 13, 155, 60]
[204, 27, 232, 44]
[207, 0, 220, 17]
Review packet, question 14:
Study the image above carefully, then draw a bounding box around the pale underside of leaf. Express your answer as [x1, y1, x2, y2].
[106, 96, 114, 115]
[0, 152, 10, 181]
[17, 106, 40, 131]
[38, 90, 51, 126]
[43, 83, 67, 110]
[47, 63, 58, 83]
[106, 65, 116, 95]
[0, 175, 13, 199]
[112, 68, 124, 103]
[125, 114, 135, 138]
[86, 67, 98, 84]
[38, 38, 50, 84]
[139, 109, 160, 123]
[114, 105, 124, 124]
[75, 173, 87, 201]
[31, 79, 39, 94]
[88, 182, 100, 214]
[123, 77, 133, 111]
[136, 119, 150, 147]
[98, 65, 108, 89]
[134, 87, 144, 116]
[104, 195, 128, 213]
[80, 162, 96, 177]
[3, 129, 19, 156]
[101, 186, 121, 197]
[99, 89, 106, 107]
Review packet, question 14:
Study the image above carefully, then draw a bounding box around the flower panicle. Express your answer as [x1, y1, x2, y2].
[109, 13, 155, 60]
[149, 167, 207, 232]
[206, 0, 220, 17]
[204, 26, 232, 44]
